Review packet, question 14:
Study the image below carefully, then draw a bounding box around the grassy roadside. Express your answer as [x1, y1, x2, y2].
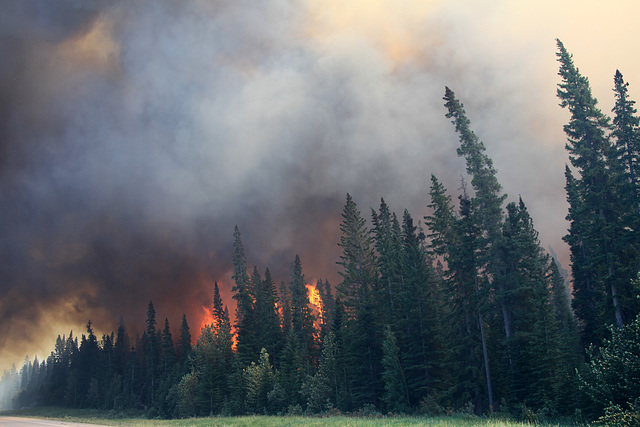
[0, 407, 578, 426]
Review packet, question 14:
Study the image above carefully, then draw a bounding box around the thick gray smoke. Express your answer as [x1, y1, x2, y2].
[2, 0, 636, 370]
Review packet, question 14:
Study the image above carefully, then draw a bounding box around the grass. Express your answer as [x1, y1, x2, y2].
[0, 407, 578, 426]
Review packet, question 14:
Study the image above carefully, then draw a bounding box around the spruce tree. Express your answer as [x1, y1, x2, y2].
[114, 317, 131, 377]
[160, 319, 176, 376]
[336, 193, 384, 408]
[157, 319, 176, 416]
[337, 194, 379, 309]
[244, 348, 275, 414]
[381, 325, 410, 412]
[289, 255, 316, 365]
[45, 334, 71, 406]
[76, 321, 100, 407]
[190, 299, 234, 417]
[612, 70, 640, 215]
[279, 280, 292, 339]
[178, 314, 191, 365]
[579, 299, 640, 421]
[145, 301, 159, 406]
[371, 198, 403, 325]
[444, 87, 506, 249]
[611, 70, 640, 322]
[556, 39, 630, 345]
[232, 226, 259, 365]
[190, 324, 217, 415]
[497, 199, 559, 408]
[306, 331, 341, 412]
[64, 333, 80, 407]
[426, 176, 478, 408]
[278, 329, 307, 407]
[398, 209, 445, 406]
[330, 296, 352, 410]
[443, 87, 503, 412]
[211, 284, 235, 413]
[212, 282, 226, 328]
[317, 279, 335, 343]
[254, 268, 284, 367]
[547, 258, 582, 414]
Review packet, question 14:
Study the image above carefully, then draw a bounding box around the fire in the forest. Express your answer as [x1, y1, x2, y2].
[306, 282, 323, 315]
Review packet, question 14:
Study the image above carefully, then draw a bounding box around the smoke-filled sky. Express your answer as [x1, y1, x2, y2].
[1, 0, 639, 372]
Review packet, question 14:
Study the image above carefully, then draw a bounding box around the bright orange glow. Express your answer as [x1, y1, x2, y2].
[58, 16, 119, 71]
[198, 306, 215, 333]
[196, 304, 238, 350]
[194, 281, 238, 349]
[304, 0, 437, 64]
[306, 282, 322, 315]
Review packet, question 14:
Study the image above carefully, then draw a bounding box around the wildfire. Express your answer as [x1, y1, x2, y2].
[198, 306, 215, 333]
[194, 281, 323, 350]
[306, 282, 323, 315]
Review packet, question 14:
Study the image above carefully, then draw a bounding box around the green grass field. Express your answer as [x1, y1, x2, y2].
[0, 407, 578, 426]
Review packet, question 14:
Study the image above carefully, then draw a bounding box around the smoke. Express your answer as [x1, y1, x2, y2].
[1, 0, 639, 371]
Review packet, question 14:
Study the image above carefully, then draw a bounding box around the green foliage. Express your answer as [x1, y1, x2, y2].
[288, 255, 317, 365]
[336, 194, 384, 408]
[306, 331, 340, 413]
[337, 194, 379, 310]
[556, 39, 640, 348]
[495, 199, 562, 409]
[381, 326, 409, 413]
[438, 89, 500, 413]
[612, 70, 640, 217]
[398, 210, 446, 405]
[371, 198, 403, 326]
[317, 279, 336, 342]
[579, 297, 640, 420]
[426, 177, 484, 412]
[253, 269, 284, 368]
[277, 329, 308, 408]
[244, 349, 276, 415]
[596, 402, 640, 426]
[178, 314, 191, 364]
[444, 87, 506, 247]
[232, 226, 260, 366]
[166, 371, 199, 419]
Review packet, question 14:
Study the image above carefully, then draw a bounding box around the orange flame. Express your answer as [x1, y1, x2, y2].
[198, 306, 215, 333]
[306, 281, 323, 331]
[195, 281, 238, 349]
[306, 283, 322, 312]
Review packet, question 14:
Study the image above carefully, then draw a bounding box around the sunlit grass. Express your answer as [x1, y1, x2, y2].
[1, 408, 577, 426]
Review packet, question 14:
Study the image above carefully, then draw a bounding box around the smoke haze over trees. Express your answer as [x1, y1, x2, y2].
[1, 0, 640, 413]
[2, 20, 640, 420]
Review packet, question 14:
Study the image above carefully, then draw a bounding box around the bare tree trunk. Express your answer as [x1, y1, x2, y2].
[478, 313, 494, 411]
[474, 274, 493, 412]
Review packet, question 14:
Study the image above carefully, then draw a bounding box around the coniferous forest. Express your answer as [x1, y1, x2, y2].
[2, 40, 640, 424]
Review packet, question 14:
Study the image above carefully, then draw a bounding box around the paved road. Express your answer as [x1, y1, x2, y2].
[0, 417, 110, 427]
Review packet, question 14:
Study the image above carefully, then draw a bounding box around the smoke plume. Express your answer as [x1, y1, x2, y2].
[1, 0, 639, 371]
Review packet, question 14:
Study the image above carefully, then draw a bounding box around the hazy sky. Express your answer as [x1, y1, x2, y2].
[1, 0, 639, 373]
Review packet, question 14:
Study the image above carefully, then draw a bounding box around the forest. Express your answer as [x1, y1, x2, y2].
[1, 40, 639, 425]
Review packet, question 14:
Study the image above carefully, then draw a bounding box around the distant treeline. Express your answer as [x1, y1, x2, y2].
[1, 40, 639, 424]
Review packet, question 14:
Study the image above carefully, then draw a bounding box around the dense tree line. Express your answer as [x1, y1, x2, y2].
[1, 41, 640, 423]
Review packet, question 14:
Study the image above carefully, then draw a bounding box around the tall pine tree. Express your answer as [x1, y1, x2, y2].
[556, 39, 632, 346]
[443, 86, 504, 412]
[336, 193, 383, 408]
[232, 226, 259, 365]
